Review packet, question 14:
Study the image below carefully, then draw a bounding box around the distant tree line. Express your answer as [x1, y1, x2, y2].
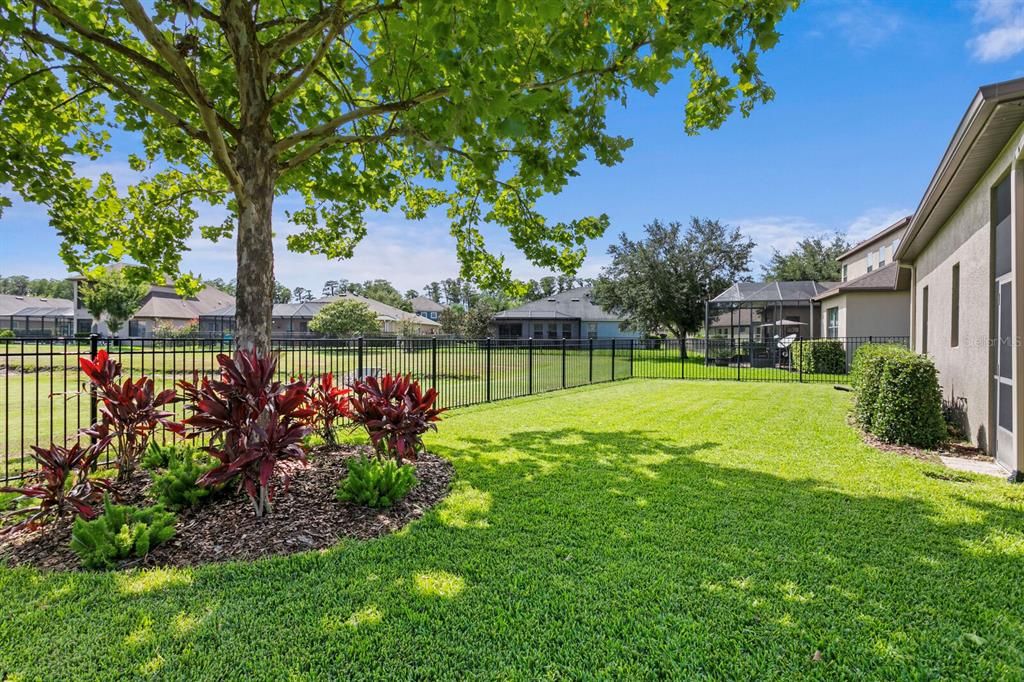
[0, 275, 73, 300]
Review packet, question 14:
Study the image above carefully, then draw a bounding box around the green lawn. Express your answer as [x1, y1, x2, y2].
[2, 380, 1023, 679]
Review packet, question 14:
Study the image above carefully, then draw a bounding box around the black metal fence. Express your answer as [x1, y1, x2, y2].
[0, 334, 906, 482]
[632, 336, 910, 383]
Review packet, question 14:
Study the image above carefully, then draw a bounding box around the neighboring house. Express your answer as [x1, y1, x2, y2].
[707, 281, 836, 341]
[200, 292, 441, 337]
[813, 217, 913, 339]
[895, 75, 1024, 478]
[0, 294, 80, 337]
[489, 287, 639, 340]
[125, 284, 234, 337]
[410, 296, 446, 321]
[68, 272, 234, 337]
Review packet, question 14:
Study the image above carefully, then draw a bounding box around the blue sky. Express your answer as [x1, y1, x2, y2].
[2, 0, 1024, 293]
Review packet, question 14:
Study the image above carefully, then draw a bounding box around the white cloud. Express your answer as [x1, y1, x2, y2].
[730, 207, 911, 273]
[825, 1, 903, 49]
[968, 0, 1024, 62]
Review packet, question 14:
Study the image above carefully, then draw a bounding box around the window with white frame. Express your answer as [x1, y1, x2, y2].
[826, 307, 839, 338]
[878, 245, 886, 268]
[842, 264, 848, 282]
[867, 251, 875, 273]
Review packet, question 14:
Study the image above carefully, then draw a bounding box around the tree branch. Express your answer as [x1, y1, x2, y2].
[118, 0, 243, 196]
[278, 126, 407, 172]
[273, 86, 448, 153]
[23, 28, 211, 144]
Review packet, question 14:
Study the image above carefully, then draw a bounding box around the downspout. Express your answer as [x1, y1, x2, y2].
[899, 262, 916, 350]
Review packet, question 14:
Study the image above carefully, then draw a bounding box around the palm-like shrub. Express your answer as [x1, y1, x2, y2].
[348, 373, 445, 465]
[174, 350, 312, 517]
[80, 349, 177, 481]
[0, 441, 112, 531]
[308, 373, 351, 446]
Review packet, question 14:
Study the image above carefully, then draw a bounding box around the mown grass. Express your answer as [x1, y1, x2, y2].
[2, 380, 1023, 679]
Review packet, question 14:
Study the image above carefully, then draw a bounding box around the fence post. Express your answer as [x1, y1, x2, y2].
[735, 337, 740, 381]
[798, 335, 803, 383]
[611, 338, 616, 381]
[588, 337, 594, 384]
[485, 337, 492, 402]
[357, 335, 364, 380]
[431, 336, 437, 391]
[88, 333, 99, 438]
[681, 337, 685, 380]
[629, 338, 635, 378]
[528, 337, 534, 395]
[561, 337, 567, 389]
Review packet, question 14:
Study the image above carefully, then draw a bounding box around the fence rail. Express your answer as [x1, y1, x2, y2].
[0, 334, 906, 482]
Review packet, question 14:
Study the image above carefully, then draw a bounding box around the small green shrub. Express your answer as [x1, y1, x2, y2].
[851, 344, 911, 428]
[793, 339, 846, 374]
[70, 497, 176, 569]
[0, 329, 14, 339]
[337, 455, 417, 508]
[872, 353, 946, 448]
[150, 449, 216, 510]
[303, 432, 326, 450]
[141, 441, 180, 470]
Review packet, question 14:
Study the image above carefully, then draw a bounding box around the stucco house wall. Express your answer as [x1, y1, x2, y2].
[845, 291, 911, 339]
[911, 121, 1024, 453]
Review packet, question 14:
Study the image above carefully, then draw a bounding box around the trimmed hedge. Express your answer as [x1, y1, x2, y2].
[850, 344, 910, 429]
[851, 343, 945, 448]
[793, 339, 846, 374]
[871, 353, 946, 448]
[0, 329, 13, 339]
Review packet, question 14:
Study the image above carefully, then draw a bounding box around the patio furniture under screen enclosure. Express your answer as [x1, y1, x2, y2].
[704, 281, 836, 368]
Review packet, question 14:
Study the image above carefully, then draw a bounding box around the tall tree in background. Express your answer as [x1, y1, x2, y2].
[292, 287, 313, 303]
[81, 268, 148, 335]
[273, 281, 292, 304]
[762, 233, 850, 282]
[423, 282, 444, 303]
[593, 218, 754, 357]
[346, 279, 411, 311]
[1, 1, 795, 349]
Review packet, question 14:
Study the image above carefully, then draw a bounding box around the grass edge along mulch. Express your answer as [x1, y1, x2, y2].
[0, 447, 454, 571]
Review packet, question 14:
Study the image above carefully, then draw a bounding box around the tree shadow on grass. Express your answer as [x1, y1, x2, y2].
[1, 429, 1023, 679]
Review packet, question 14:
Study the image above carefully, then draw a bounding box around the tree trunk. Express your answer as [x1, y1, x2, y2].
[678, 331, 688, 360]
[233, 136, 276, 353]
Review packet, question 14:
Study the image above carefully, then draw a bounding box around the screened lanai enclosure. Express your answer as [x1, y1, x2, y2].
[702, 281, 836, 369]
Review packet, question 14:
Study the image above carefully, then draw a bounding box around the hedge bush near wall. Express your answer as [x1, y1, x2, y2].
[851, 343, 946, 448]
[850, 344, 911, 429]
[871, 353, 946, 448]
[793, 339, 846, 374]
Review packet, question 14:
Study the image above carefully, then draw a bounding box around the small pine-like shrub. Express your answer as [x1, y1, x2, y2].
[70, 497, 176, 569]
[793, 339, 847, 374]
[337, 455, 417, 508]
[141, 441, 179, 470]
[871, 353, 946, 448]
[0, 329, 14, 339]
[851, 344, 911, 429]
[150, 448, 216, 510]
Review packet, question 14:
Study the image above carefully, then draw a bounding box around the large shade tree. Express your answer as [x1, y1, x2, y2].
[0, 0, 796, 349]
[593, 218, 754, 357]
[762, 233, 850, 282]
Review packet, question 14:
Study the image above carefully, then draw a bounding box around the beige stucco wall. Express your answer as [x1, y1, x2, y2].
[911, 120, 1024, 460]
[845, 291, 911, 338]
[842, 240, 901, 282]
[820, 293, 848, 336]
[818, 290, 909, 339]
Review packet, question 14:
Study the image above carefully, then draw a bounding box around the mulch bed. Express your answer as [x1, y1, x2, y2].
[851, 416, 992, 464]
[0, 447, 453, 572]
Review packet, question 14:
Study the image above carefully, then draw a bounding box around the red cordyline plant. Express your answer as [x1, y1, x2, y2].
[307, 373, 352, 446]
[0, 440, 113, 532]
[79, 349, 177, 482]
[347, 373, 445, 465]
[173, 350, 312, 517]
